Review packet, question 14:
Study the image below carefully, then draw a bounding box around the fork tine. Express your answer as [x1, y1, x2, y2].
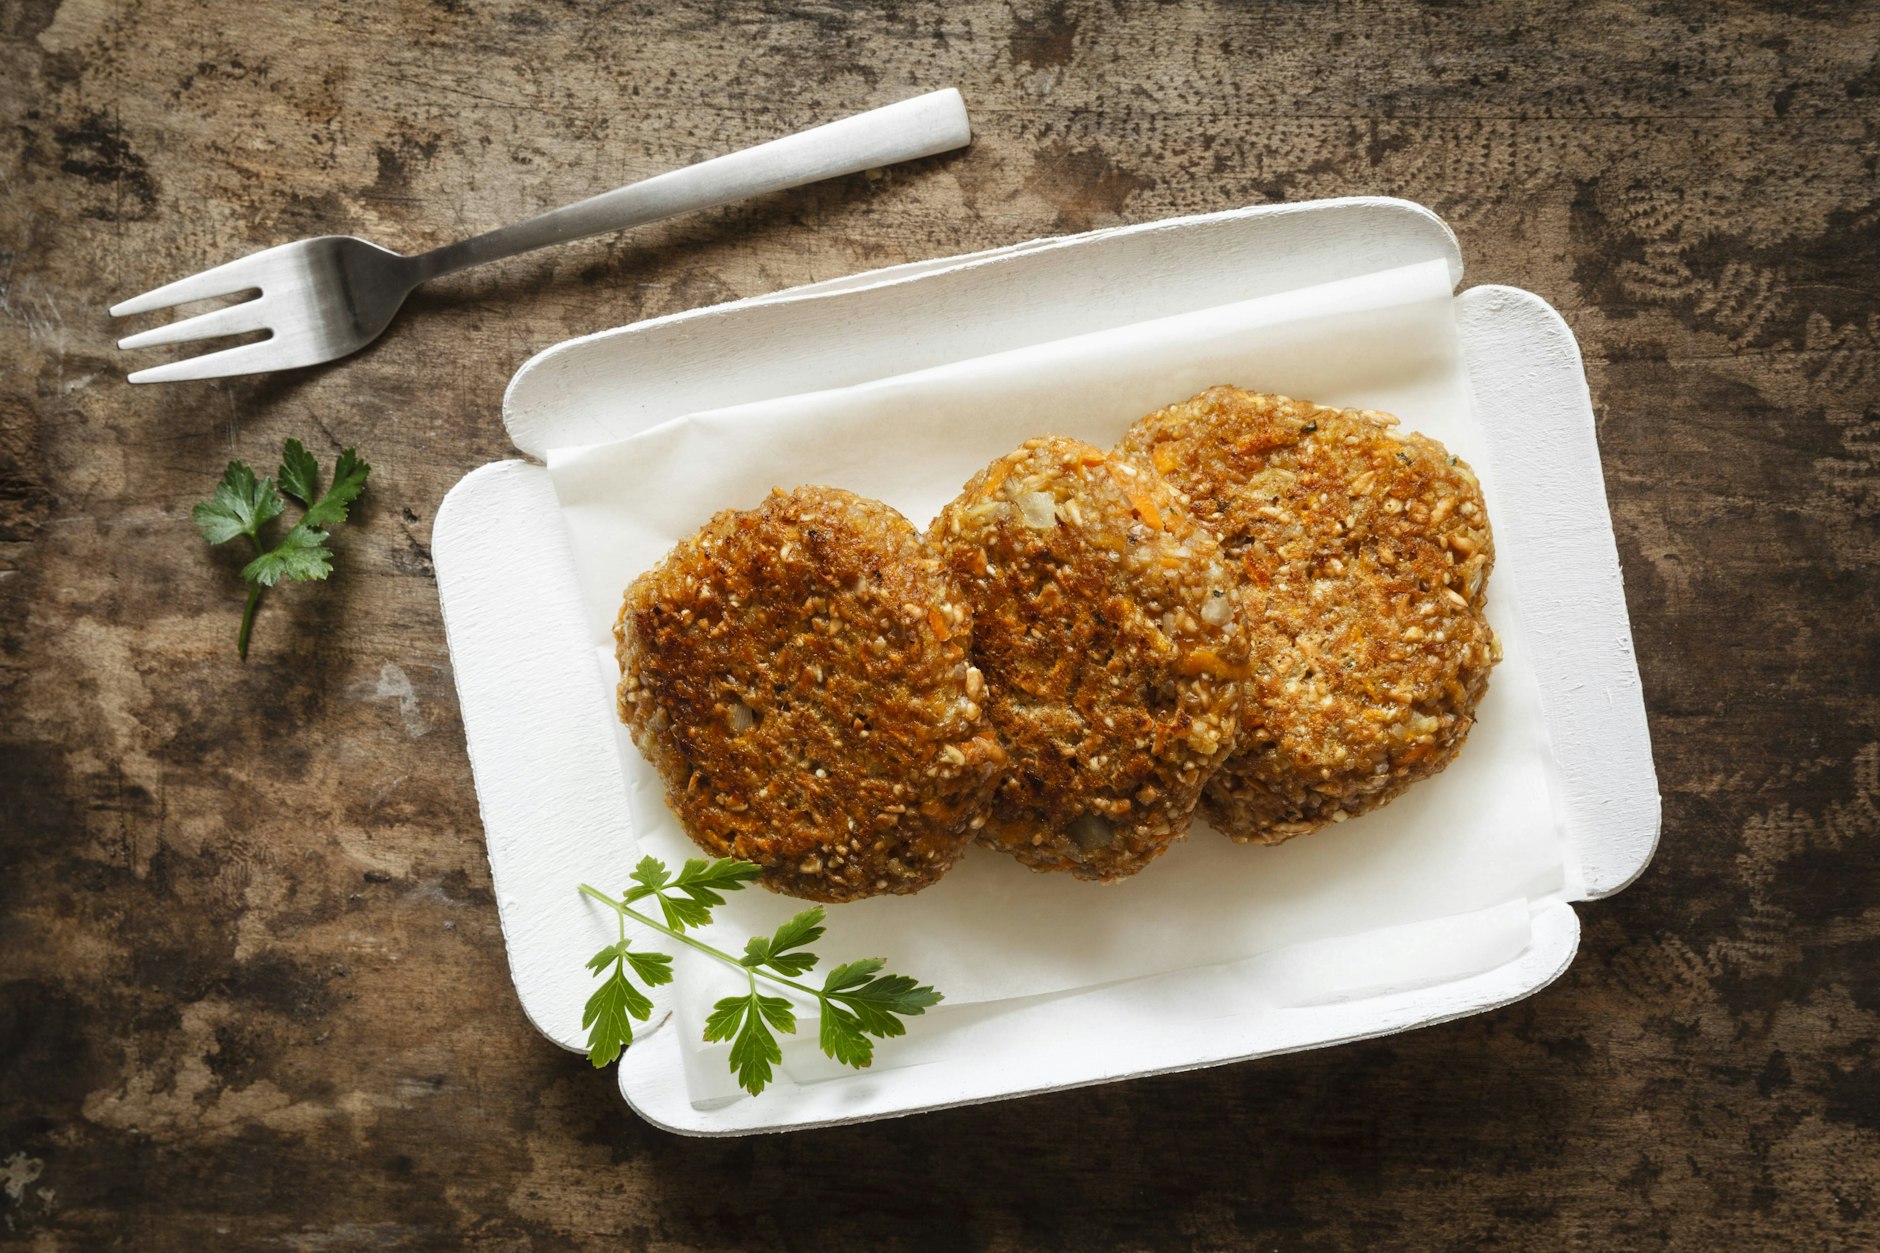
[125, 338, 284, 385]
[115, 298, 269, 351]
[108, 254, 267, 317]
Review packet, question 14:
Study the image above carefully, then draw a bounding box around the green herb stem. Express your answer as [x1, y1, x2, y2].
[236, 531, 269, 660]
[237, 582, 262, 661]
[577, 882, 825, 1003]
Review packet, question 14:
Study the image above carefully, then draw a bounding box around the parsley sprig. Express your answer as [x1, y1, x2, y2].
[192, 439, 370, 659]
[578, 856, 943, 1095]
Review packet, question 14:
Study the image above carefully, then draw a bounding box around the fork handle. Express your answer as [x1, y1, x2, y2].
[412, 89, 971, 281]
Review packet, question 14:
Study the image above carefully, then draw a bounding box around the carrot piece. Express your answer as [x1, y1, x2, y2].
[1132, 491, 1165, 531]
[1176, 648, 1249, 680]
[1108, 463, 1166, 530]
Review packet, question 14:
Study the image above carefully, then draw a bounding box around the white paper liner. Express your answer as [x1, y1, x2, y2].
[544, 259, 1566, 1104]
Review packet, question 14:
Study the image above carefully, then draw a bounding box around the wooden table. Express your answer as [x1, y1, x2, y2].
[4, 1, 1876, 1247]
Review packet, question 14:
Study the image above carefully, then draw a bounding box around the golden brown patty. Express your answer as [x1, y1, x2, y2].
[929, 436, 1248, 881]
[1118, 387, 1499, 843]
[615, 486, 1004, 902]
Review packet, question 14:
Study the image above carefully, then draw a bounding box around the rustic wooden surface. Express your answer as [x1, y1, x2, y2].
[4, 0, 1878, 1247]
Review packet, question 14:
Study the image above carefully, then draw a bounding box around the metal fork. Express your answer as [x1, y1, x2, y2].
[109, 89, 971, 384]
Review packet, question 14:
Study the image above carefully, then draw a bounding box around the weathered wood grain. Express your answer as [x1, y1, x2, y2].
[3, 0, 1877, 1248]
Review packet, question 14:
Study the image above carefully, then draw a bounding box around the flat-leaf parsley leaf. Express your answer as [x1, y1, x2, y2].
[193, 438, 371, 659]
[578, 858, 941, 1096]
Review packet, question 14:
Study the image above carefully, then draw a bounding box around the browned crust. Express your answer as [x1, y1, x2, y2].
[929, 436, 1248, 880]
[1118, 387, 1499, 843]
[614, 486, 1003, 902]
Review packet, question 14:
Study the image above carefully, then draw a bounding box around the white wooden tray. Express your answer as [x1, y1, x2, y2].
[434, 198, 1658, 1135]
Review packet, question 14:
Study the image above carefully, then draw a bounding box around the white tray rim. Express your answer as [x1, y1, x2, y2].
[499, 196, 1462, 458]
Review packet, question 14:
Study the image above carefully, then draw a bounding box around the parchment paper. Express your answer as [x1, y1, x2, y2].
[545, 259, 1566, 1100]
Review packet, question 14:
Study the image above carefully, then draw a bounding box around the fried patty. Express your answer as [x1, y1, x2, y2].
[1118, 387, 1499, 843]
[929, 436, 1248, 880]
[615, 486, 1004, 902]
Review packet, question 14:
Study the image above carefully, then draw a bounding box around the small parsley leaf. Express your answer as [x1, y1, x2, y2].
[193, 440, 370, 658]
[702, 995, 750, 1043]
[278, 439, 321, 506]
[821, 957, 886, 992]
[741, 907, 825, 977]
[302, 447, 370, 528]
[671, 856, 765, 899]
[755, 994, 796, 1033]
[817, 961, 943, 1068]
[582, 966, 651, 1069]
[819, 1004, 874, 1068]
[242, 523, 333, 587]
[654, 891, 714, 932]
[627, 856, 761, 930]
[829, 972, 943, 1038]
[193, 461, 284, 545]
[624, 949, 674, 986]
[704, 992, 793, 1096]
[626, 856, 671, 898]
[585, 941, 631, 974]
